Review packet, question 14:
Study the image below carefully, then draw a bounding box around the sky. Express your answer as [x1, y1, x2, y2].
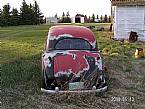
[0, 0, 111, 17]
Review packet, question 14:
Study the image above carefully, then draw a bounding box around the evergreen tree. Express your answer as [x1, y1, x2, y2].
[29, 3, 35, 24]
[104, 14, 108, 23]
[66, 11, 70, 17]
[100, 15, 103, 23]
[96, 15, 99, 19]
[59, 12, 71, 23]
[1, 4, 11, 26]
[59, 12, 65, 23]
[54, 13, 58, 19]
[0, 9, 2, 26]
[65, 11, 71, 23]
[20, 0, 32, 25]
[91, 13, 95, 23]
[62, 12, 65, 18]
[0, 1, 44, 26]
[11, 8, 20, 26]
[33, 0, 44, 24]
[62, 12, 65, 23]
[88, 16, 91, 23]
[109, 16, 111, 23]
[84, 15, 87, 23]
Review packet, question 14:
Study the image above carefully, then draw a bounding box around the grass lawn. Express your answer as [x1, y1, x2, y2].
[1, 23, 145, 109]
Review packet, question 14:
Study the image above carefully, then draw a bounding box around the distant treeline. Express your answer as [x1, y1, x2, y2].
[56, 12, 111, 23]
[83, 14, 111, 23]
[0, 0, 44, 27]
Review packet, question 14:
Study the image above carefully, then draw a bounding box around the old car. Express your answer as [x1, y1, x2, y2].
[41, 25, 107, 93]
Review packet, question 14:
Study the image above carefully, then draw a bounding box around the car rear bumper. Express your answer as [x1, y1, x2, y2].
[41, 86, 107, 94]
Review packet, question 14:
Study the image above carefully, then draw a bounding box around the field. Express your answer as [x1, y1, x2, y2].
[1, 23, 145, 109]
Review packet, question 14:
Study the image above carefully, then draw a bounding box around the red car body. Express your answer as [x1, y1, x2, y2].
[41, 25, 107, 92]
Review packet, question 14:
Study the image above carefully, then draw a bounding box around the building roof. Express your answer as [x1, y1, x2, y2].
[75, 14, 85, 17]
[111, 0, 145, 6]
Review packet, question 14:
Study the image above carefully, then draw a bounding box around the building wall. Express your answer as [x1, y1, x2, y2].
[71, 17, 75, 23]
[113, 5, 145, 39]
[80, 17, 85, 23]
[72, 17, 85, 23]
[46, 17, 58, 24]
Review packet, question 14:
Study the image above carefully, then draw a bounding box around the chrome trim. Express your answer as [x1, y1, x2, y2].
[41, 86, 107, 94]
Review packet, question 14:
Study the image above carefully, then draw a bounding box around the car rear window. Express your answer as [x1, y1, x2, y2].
[55, 38, 91, 50]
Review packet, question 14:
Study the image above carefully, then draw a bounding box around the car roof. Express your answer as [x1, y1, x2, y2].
[48, 25, 96, 43]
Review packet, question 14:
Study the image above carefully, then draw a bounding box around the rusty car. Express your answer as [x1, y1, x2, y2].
[41, 25, 107, 93]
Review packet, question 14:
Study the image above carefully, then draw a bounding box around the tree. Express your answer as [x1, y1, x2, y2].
[33, 0, 44, 24]
[104, 14, 108, 23]
[61, 12, 65, 22]
[20, 0, 32, 25]
[19, 0, 44, 25]
[91, 13, 95, 23]
[62, 12, 65, 18]
[66, 11, 70, 17]
[0, 1, 44, 26]
[11, 8, 20, 26]
[109, 16, 111, 23]
[59, 12, 71, 23]
[1, 4, 11, 26]
[84, 15, 88, 23]
[96, 15, 99, 19]
[0, 9, 2, 26]
[100, 15, 103, 23]
[88, 16, 91, 23]
[54, 13, 58, 19]
[30, 3, 36, 24]
[65, 11, 71, 23]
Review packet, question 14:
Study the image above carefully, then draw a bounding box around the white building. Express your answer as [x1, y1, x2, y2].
[46, 17, 58, 24]
[72, 14, 85, 23]
[111, 0, 145, 41]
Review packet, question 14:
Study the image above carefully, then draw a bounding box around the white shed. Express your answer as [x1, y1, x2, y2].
[46, 17, 58, 24]
[111, 0, 145, 40]
[72, 14, 85, 23]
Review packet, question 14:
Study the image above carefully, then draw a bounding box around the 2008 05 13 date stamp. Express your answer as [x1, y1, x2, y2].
[111, 96, 135, 102]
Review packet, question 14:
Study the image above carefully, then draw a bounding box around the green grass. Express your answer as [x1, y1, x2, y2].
[0, 25, 50, 88]
[1, 23, 145, 89]
[1, 23, 145, 109]
[0, 25, 49, 63]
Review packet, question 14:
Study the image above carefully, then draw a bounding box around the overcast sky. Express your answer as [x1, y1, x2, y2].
[0, 0, 111, 17]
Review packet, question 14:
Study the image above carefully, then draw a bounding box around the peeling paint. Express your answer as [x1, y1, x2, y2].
[48, 25, 96, 50]
[49, 34, 73, 40]
[44, 50, 102, 77]
[42, 25, 106, 90]
[44, 26, 102, 76]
